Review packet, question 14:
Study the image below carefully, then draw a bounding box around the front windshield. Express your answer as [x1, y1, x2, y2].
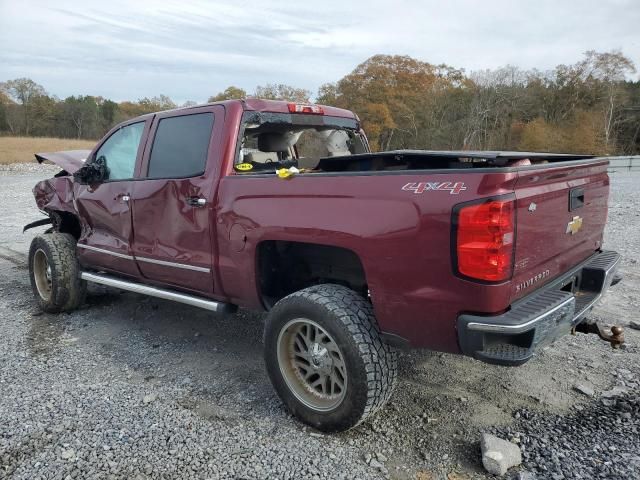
[234, 112, 368, 173]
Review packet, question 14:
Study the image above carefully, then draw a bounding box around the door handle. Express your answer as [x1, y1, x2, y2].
[117, 194, 130, 203]
[186, 197, 206, 207]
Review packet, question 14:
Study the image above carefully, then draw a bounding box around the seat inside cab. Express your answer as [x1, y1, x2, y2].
[237, 125, 367, 173]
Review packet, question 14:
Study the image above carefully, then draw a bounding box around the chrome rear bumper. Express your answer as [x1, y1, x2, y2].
[457, 250, 621, 366]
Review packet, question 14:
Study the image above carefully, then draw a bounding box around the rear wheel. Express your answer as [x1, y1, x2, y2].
[264, 284, 397, 432]
[28, 233, 86, 313]
[277, 318, 348, 412]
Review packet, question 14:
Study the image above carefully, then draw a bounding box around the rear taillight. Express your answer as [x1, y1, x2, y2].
[454, 197, 515, 282]
[287, 103, 324, 114]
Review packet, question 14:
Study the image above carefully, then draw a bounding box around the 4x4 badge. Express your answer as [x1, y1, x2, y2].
[402, 182, 467, 195]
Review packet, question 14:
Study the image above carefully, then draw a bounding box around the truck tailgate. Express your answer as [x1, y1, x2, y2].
[511, 159, 610, 301]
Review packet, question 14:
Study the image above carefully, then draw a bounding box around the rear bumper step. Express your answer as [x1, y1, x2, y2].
[80, 272, 236, 314]
[457, 250, 621, 366]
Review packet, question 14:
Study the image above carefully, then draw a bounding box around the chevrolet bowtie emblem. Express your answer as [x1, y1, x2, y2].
[566, 216, 583, 235]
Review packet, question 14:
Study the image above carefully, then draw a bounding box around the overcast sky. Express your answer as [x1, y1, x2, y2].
[1, 0, 639, 103]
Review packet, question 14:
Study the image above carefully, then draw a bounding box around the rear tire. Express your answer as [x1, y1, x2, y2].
[28, 233, 86, 313]
[264, 284, 397, 432]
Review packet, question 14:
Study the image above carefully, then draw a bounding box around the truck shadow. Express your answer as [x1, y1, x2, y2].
[79, 285, 274, 410]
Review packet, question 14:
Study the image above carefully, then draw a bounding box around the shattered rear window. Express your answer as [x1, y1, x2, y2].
[234, 112, 367, 173]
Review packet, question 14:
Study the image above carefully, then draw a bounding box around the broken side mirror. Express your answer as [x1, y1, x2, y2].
[73, 156, 110, 184]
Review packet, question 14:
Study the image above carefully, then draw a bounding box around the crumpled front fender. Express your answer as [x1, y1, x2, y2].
[33, 176, 77, 215]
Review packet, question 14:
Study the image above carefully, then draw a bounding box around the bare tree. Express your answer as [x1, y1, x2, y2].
[0, 78, 46, 135]
[585, 50, 636, 148]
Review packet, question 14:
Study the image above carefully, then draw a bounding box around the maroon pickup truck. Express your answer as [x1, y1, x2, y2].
[25, 99, 622, 432]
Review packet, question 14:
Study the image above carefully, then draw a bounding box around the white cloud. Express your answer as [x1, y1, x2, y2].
[0, 0, 638, 103]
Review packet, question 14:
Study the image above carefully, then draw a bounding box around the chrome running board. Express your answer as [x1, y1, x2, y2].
[80, 272, 235, 313]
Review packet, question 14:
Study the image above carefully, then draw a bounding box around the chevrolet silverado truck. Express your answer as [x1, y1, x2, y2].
[25, 99, 623, 432]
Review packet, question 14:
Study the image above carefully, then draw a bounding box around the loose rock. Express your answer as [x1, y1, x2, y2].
[516, 472, 537, 480]
[60, 449, 75, 460]
[601, 386, 628, 398]
[142, 393, 157, 404]
[376, 452, 387, 462]
[573, 384, 595, 397]
[480, 433, 522, 475]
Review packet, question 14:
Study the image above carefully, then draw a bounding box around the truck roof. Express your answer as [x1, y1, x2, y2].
[124, 99, 358, 124]
[237, 98, 358, 119]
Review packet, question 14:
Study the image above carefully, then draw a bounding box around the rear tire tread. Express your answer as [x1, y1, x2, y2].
[267, 284, 397, 431]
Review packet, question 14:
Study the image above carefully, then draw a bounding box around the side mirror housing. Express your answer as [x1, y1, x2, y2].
[73, 156, 110, 184]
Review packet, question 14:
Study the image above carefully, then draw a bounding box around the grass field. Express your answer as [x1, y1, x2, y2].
[0, 136, 96, 164]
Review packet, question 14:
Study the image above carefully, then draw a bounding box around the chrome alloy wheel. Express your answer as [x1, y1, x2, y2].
[277, 318, 348, 411]
[33, 249, 52, 301]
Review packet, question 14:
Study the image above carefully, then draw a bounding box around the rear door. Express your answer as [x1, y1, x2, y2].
[75, 120, 149, 276]
[511, 159, 610, 301]
[129, 106, 223, 295]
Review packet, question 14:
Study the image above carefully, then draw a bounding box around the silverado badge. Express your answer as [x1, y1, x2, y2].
[566, 216, 583, 235]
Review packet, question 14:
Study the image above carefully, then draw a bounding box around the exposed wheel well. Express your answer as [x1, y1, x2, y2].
[257, 241, 367, 308]
[50, 211, 81, 239]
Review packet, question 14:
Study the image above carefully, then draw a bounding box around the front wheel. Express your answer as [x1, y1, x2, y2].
[264, 284, 397, 432]
[28, 233, 86, 313]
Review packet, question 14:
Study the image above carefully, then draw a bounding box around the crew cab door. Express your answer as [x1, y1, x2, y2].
[75, 120, 149, 276]
[129, 106, 223, 295]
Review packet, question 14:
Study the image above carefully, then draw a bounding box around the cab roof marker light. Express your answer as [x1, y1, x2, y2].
[287, 103, 324, 114]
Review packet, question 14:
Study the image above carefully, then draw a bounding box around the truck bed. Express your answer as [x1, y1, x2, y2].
[316, 150, 595, 172]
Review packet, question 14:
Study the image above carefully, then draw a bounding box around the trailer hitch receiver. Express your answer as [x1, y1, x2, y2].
[573, 322, 624, 349]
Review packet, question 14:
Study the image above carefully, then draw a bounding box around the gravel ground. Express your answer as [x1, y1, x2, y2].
[0, 165, 639, 479]
[495, 389, 640, 479]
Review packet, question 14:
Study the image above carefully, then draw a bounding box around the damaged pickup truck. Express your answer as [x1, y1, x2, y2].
[26, 99, 623, 432]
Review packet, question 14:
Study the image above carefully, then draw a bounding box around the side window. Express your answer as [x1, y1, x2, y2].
[95, 122, 144, 180]
[147, 113, 214, 178]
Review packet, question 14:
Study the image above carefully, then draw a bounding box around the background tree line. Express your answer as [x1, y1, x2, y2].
[1, 50, 638, 154]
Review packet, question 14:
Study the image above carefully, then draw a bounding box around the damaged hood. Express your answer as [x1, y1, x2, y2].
[34, 149, 91, 174]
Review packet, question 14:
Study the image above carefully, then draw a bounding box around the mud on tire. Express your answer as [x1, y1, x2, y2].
[264, 284, 397, 432]
[28, 233, 86, 313]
